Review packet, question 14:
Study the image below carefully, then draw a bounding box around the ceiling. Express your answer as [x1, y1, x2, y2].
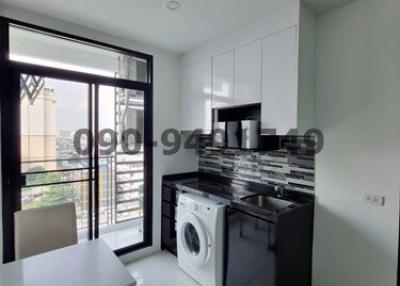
[0, 0, 356, 54]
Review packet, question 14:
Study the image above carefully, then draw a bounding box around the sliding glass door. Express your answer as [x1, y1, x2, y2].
[1, 20, 153, 263]
[20, 75, 92, 242]
[1, 68, 151, 262]
[97, 84, 146, 250]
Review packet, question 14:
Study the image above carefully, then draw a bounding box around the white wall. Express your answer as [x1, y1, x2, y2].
[0, 3, 198, 264]
[313, 0, 400, 285]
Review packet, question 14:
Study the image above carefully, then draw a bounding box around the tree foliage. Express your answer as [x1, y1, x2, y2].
[24, 172, 76, 209]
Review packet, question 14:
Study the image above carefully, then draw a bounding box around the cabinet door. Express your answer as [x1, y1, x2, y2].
[261, 26, 298, 135]
[212, 50, 234, 108]
[161, 216, 177, 256]
[181, 59, 212, 133]
[234, 41, 262, 105]
[225, 208, 277, 286]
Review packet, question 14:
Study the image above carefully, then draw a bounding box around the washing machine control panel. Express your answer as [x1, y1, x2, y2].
[179, 195, 221, 218]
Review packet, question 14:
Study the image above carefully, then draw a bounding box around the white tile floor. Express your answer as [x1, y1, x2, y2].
[126, 251, 200, 286]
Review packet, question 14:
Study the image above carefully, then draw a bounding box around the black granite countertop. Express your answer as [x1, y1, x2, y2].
[163, 172, 314, 223]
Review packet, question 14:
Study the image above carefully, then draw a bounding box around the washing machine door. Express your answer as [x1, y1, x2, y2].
[178, 213, 209, 266]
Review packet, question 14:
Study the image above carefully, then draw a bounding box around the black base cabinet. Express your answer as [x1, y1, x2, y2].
[224, 208, 276, 286]
[161, 184, 178, 255]
[161, 176, 314, 286]
[225, 206, 313, 286]
[161, 216, 177, 255]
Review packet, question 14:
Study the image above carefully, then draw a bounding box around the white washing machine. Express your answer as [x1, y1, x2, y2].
[177, 193, 225, 286]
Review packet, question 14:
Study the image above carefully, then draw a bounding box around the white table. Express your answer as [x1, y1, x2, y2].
[0, 239, 136, 286]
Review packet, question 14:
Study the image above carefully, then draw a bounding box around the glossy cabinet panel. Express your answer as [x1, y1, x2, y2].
[225, 208, 276, 286]
[161, 185, 178, 255]
[162, 201, 174, 218]
[181, 59, 212, 133]
[161, 217, 177, 256]
[162, 185, 174, 203]
[261, 27, 298, 135]
[212, 50, 235, 108]
[234, 41, 262, 105]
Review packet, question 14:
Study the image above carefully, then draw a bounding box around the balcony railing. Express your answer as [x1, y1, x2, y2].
[21, 154, 144, 234]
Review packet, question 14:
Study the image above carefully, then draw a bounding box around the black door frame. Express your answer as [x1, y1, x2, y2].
[0, 19, 153, 262]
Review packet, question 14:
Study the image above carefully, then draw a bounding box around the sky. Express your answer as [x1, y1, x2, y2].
[46, 78, 115, 134]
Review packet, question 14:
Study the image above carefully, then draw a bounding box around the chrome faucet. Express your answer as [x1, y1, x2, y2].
[274, 186, 284, 198]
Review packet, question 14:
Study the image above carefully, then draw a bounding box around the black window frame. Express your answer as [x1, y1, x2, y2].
[0, 16, 153, 262]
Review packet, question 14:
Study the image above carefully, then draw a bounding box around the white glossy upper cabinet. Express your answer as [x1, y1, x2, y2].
[234, 40, 262, 105]
[211, 50, 234, 108]
[181, 59, 212, 133]
[261, 26, 298, 135]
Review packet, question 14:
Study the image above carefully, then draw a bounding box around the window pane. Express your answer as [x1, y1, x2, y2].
[20, 75, 89, 173]
[10, 25, 148, 82]
[98, 85, 145, 250]
[19, 74, 91, 242]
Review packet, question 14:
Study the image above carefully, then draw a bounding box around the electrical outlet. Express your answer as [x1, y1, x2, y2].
[364, 194, 385, 206]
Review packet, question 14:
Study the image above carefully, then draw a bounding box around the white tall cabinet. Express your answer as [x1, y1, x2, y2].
[260, 6, 316, 135]
[211, 43, 262, 108]
[234, 40, 262, 105]
[211, 50, 234, 108]
[180, 4, 316, 135]
[181, 59, 212, 133]
[261, 27, 298, 135]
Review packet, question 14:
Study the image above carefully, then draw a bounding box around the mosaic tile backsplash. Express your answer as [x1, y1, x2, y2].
[197, 136, 315, 194]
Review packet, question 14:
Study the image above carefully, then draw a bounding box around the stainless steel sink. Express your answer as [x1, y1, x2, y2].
[241, 194, 294, 212]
